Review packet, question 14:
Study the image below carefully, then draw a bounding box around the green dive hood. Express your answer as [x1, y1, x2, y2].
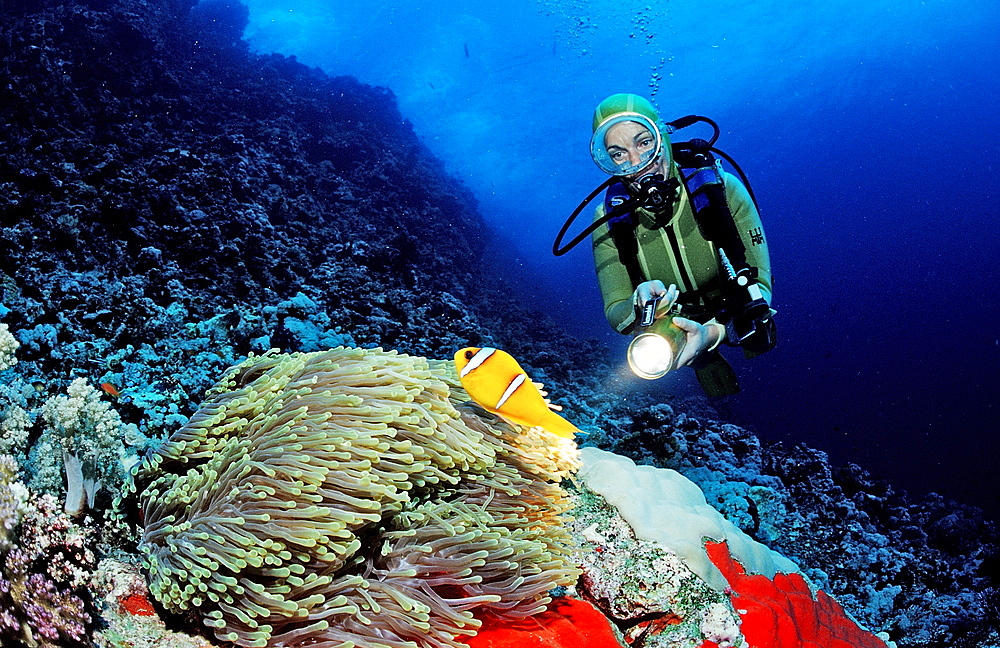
[591, 93, 661, 132]
[591, 93, 673, 176]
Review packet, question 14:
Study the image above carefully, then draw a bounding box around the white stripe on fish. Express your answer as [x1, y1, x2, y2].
[460, 347, 495, 378]
[495, 373, 525, 409]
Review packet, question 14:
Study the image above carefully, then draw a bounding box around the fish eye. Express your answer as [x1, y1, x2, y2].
[464, 350, 474, 359]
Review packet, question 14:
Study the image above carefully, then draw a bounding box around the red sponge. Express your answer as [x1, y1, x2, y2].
[460, 597, 626, 648]
[703, 540, 888, 648]
[462, 543, 888, 648]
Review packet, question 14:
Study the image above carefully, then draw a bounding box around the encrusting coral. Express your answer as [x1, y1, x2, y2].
[128, 346, 581, 648]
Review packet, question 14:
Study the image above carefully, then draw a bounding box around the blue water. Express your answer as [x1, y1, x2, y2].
[239, 0, 1000, 519]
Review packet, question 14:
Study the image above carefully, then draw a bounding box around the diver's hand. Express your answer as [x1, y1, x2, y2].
[672, 316, 725, 367]
[634, 281, 678, 320]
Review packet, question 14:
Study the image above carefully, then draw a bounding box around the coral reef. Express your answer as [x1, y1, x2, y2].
[0, 0, 494, 414]
[567, 482, 741, 647]
[0, 1, 996, 647]
[130, 347, 580, 647]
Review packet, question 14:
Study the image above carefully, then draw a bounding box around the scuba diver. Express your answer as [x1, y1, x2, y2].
[553, 93, 777, 396]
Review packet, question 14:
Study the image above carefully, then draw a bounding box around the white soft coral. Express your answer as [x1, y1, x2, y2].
[37, 378, 128, 515]
[0, 324, 18, 372]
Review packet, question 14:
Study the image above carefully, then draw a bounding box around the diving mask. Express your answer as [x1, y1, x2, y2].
[591, 113, 664, 176]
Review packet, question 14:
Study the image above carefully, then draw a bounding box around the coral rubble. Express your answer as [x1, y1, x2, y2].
[567, 482, 741, 648]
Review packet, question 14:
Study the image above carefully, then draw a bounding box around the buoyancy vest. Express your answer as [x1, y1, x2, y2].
[608, 165, 752, 298]
[603, 161, 776, 355]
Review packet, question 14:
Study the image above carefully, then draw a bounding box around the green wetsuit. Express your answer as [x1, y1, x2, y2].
[592, 166, 773, 335]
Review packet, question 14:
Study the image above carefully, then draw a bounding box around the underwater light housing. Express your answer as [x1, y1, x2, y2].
[627, 317, 688, 380]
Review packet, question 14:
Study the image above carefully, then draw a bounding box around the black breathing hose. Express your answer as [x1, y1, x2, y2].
[553, 114, 759, 256]
[552, 176, 620, 256]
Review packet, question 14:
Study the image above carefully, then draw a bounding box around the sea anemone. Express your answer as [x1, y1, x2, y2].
[130, 347, 580, 648]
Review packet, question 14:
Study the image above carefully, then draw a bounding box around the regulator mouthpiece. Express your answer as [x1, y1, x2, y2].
[627, 318, 687, 380]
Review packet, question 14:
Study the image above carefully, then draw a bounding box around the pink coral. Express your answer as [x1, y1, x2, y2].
[0, 493, 95, 647]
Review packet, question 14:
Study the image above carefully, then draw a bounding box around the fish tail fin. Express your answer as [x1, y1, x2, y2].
[547, 426, 579, 440]
[540, 412, 580, 439]
[490, 409, 580, 439]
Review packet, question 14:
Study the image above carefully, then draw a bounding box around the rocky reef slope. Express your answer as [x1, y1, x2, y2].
[0, 1, 996, 646]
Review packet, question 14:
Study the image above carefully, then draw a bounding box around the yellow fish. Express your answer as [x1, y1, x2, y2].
[454, 347, 580, 439]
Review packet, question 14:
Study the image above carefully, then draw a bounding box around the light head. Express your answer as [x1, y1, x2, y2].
[626, 317, 687, 380]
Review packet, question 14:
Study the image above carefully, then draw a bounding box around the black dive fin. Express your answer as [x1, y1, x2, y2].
[693, 352, 740, 397]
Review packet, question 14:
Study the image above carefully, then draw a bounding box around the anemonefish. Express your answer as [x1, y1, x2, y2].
[454, 347, 579, 439]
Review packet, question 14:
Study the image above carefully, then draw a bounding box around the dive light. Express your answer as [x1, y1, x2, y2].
[627, 316, 687, 380]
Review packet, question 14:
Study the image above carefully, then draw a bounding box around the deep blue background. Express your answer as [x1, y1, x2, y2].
[238, 0, 1000, 518]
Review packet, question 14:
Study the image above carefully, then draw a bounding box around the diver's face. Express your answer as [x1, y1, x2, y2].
[604, 120, 662, 178]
